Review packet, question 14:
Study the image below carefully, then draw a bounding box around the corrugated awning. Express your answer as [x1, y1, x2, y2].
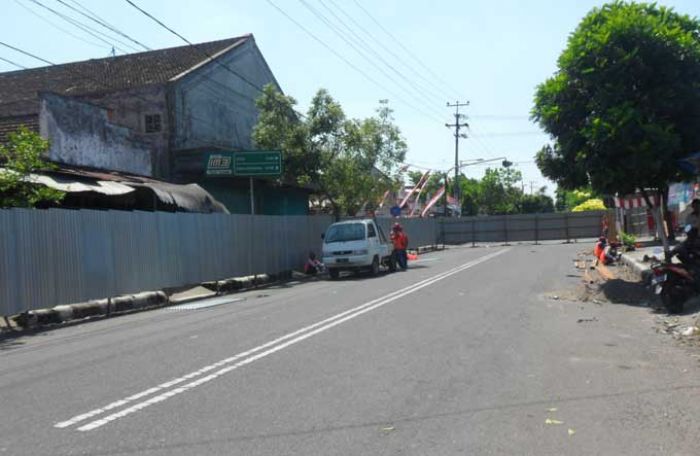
[28, 173, 135, 195]
[1, 167, 134, 195]
[1, 167, 228, 213]
[127, 181, 229, 213]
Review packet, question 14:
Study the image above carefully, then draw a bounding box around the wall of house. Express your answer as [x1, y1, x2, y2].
[40, 93, 153, 176]
[170, 38, 279, 179]
[86, 86, 170, 178]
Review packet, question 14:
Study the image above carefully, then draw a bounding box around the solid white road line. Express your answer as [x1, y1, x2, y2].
[55, 248, 510, 432]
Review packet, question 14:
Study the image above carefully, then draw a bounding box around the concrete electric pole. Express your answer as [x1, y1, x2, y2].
[446, 101, 469, 216]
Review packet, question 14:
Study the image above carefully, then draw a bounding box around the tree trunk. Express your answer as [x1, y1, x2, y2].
[661, 186, 675, 242]
[642, 189, 669, 254]
[324, 193, 341, 221]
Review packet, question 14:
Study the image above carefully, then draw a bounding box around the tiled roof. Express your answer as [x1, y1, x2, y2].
[0, 35, 250, 118]
[0, 115, 38, 145]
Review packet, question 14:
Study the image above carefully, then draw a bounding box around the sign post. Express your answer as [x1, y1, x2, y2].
[204, 150, 282, 215]
[249, 177, 255, 215]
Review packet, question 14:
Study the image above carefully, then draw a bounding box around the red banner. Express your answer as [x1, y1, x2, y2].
[400, 171, 430, 208]
[421, 185, 445, 217]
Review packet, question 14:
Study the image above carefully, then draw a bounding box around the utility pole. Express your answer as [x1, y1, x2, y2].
[530, 181, 535, 195]
[443, 172, 449, 217]
[446, 101, 469, 216]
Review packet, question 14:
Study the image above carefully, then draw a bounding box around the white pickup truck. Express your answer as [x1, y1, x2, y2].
[321, 219, 394, 279]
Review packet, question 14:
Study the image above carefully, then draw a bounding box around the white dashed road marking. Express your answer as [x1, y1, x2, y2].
[55, 248, 510, 432]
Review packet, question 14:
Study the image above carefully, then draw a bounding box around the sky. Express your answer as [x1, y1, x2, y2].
[3, 0, 700, 196]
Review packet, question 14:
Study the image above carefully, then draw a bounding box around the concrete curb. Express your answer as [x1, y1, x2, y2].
[414, 245, 445, 254]
[13, 291, 168, 328]
[10, 243, 442, 329]
[12, 273, 280, 329]
[619, 252, 655, 284]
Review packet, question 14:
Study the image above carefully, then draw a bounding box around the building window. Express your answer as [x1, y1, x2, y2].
[144, 114, 162, 133]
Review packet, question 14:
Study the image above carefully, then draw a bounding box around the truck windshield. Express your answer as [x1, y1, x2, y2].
[325, 223, 366, 243]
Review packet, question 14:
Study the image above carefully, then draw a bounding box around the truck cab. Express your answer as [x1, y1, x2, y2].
[321, 219, 392, 279]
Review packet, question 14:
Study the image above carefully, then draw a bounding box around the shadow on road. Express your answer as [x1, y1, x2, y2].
[599, 278, 651, 307]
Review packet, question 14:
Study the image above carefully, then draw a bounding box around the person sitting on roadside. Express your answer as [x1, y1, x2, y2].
[390, 223, 409, 270]
[304, 252, 324, 275]
[594, 237, 606, 258]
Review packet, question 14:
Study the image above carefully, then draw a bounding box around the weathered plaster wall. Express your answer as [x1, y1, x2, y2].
[171, 38, 279, 179]
[85, 86, 170, 178]
[40, 92, 152, 176]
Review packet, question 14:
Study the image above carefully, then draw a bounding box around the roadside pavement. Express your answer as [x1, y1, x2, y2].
[619, 242, 665, 279]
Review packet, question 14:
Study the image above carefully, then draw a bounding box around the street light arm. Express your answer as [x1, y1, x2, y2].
[458, 156, 507, 169]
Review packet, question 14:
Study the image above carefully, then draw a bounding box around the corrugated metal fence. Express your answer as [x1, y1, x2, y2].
[374, 217, 440, 249]
[0, 209, 606, 316]
[0, 209, 332, 315]
[440, 211, 608, 244]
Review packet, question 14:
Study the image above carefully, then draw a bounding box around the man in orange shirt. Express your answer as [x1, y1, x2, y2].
[391, 223, 409, 270]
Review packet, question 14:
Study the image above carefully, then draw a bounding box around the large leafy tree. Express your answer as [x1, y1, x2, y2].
[0, 127, 64, 208]
[478, 167, 524, 215]
[533, 2, 700, 232]
[253, 85, 407, 216]
[554, 187, 597, 212]
[521, 187, 555, 214]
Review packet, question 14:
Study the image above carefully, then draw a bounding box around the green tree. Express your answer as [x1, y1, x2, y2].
[0, 127, 64, 208]
[572, 198, 606, 212]
[521, 187, 555, 214]
[478, 167, 523, 215]
[453, 175, 480, 216]
[407, 170, 424, 186]
[532, 2, 700, 243]
[252, 85, 315, 186]
[554, 187, 596, 212]
[253, 86, 407, 216]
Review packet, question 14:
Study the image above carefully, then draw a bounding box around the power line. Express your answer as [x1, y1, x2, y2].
[119, 0, 270, 111]
[315, 0, 446, 117]
[54, 0, 150, 51]
[0, 56, 27, 70]
[26, 0, 137, 53]
[471, 130, 548, 138]
[469, 114, 530, 120]
[298, 0, 444, 120]
[13, 0, 108, 51]
[123, 0, 266, 94]
[324, 0, 454, 102]
[351, 0, 464, 100]
[446, 101, 469, 205]
[55, 0, 259, 110]
[0, 42, 247, 144]
[0, 41, 54, 65]
[265, 0, 442, 124]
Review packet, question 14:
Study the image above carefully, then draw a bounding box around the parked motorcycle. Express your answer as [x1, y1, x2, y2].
[650, 225, 700, 314]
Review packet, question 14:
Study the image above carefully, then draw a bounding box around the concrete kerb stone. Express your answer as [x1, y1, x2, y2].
[415, 245, 445, 255]
[620, 253, 646, 277]
[8, 243, 441, 330]
[12, 291, 168, 329]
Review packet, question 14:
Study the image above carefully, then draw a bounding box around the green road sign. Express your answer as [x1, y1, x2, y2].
[205, 153, 234, 176]
[205, 151, 282, 177]
[233, 151, 282, 177]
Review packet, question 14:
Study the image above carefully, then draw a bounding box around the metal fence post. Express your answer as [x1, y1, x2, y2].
[471, 219, 476, 248]
[534, 215, 539, 245]
[504, 216, 509, 246]
[565, 213, 571, 243]
[440, 218, 445, 245]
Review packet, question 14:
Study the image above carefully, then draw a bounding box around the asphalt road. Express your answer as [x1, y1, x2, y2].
[1, 243, 699, 455]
